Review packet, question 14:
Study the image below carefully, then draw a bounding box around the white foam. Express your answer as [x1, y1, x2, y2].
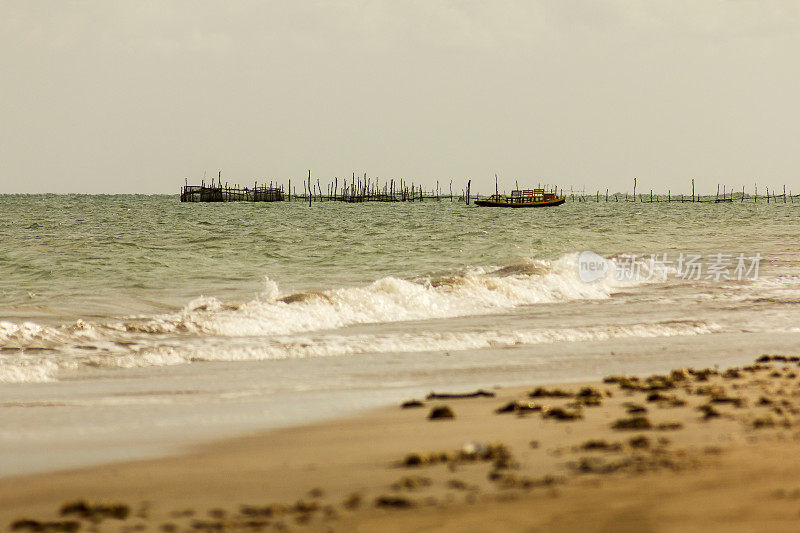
[0, 253, 656, 382]
[169, 253, 638, 338]
[129, 319, 724, 367]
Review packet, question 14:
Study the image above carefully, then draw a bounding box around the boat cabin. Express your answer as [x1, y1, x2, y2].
[488, 189, 557, 204]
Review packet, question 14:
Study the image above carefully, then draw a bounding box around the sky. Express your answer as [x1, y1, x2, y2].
[1, 1, 799, 194]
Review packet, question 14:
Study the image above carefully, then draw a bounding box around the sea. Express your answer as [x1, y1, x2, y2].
[2, 194, 800, 476]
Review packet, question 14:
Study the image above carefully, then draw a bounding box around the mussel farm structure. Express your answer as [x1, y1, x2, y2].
[180, 172, 472, 204]
[180, 172, 797, 206]
[180, 183, 284, 202]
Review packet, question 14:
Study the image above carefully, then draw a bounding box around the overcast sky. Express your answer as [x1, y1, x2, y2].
[1, 1, 798, 194]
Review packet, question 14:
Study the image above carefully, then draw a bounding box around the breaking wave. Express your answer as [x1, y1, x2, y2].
[0, 253, 669, 383]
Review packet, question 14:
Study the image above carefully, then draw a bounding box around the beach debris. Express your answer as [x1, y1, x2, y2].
[603, 374, 679, 392]
[541, 406, 583, 421]
[60, 500, 130, 521]
[694, 385, 745, 407]
[374, 495, 414, 509]
[709, 395, 746, 408]
[756, 355, 800, 364]
[529, 440, 540, 449]
[10, 520, 80, 532]
[695, 384, 726, 397]
[399, 442, 511, 468]
[568, 454, 679, 475]
[207, 508, 226, 520]
[643, 374, 680, 390]
[722, 368, 743, 379]
[342, 493, 362, 510]
[698, 404, 722, 420]
[577, 439, 622, 452]
[308, 487, 324, 499]
[400, 399, 424, 408]
[570, 457, 616, 474]
[462, 442, 512, 463]
[426, 389, 495, 400]
[751, 416, 779, 429]
[460, 441, 482, 458]
[689, 368, 719, 382]
[391, 475, 432, 491]
[490, 473, 562, 490]
[528, 387, 574, 398]
[645, 391, 687, 407]
[239, 504, 284, 518]
[495, 400, 542, 414]
[770, 488, 800, 500]
[488, 473, 533, 489]
[428, 405, 455, 420]
[568, 387, 604, 408]
[291, 501, 320, 514]
[401, 452, 425, 467]
[492, 450, 518, 471]
[623, 402, 647, 414]
[577, 386, 604, 403]
[669, 368, 691, 381]
[611, 415, 653, 430]
[446, 479, 473, 491]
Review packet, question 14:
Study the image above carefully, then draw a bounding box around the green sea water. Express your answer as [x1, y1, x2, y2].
[3, 194, 798, 323]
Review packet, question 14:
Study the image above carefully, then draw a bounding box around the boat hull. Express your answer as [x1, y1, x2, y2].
[473, 197, 566, 208]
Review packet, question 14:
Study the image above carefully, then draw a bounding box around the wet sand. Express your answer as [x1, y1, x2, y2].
[4, 355, 800, 532]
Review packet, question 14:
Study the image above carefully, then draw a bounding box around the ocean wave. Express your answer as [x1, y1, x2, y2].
[0, 319, 723, 384]
[0, 253, 652, 382]
[139, 319, 723, 365]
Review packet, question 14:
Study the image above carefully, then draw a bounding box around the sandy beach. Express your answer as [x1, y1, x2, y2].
[4, 354, 800, 532]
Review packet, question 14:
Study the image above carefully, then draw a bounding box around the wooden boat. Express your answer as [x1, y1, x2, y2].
[474, 189, 566, 208]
